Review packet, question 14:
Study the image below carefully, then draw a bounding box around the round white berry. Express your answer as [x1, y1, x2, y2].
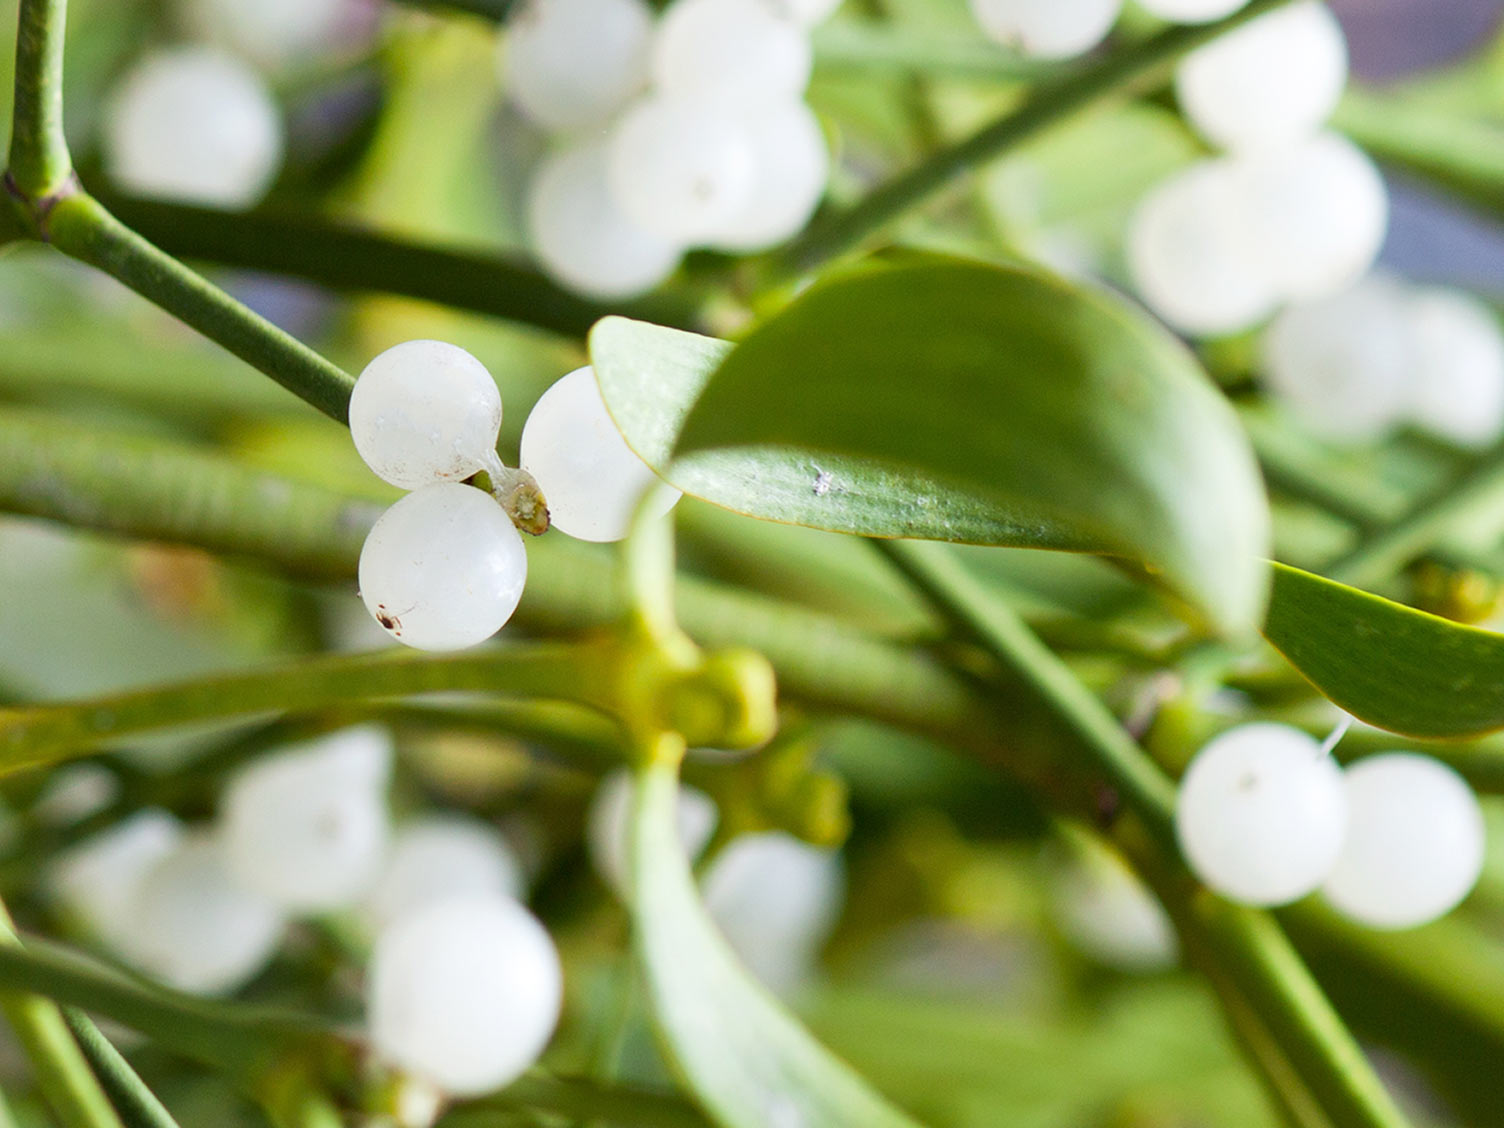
[47, 810, 182, 952]
[359, 483, 528, 650]
[702, 832, 843, 992]
[1127, 159, 1277, 336]
[520, 367, 681, 543]
[1404, 288, 1504, 449]
[1175, 723, 1347, 907]
[1047, 838, 1178, 972]
[182, 0, 372, 70]
[365, 814, 526, 930]
[968, 0, 1123, 60]
[653, 0, 813, 110]
[126, 833, 287, 995]
[103, 47, 283, 208]
[1261, 276, 1415, 444]
[221, 726, 393, 913]
[349, 341, 502, 491]
[527, 139, 683, 300]
[1234, 132, 1388, 302]
[707, 100, 828, 252]
[1136, 0, 1247, 21]
[368, 896, 562, 1096]
[586, 768, 717, 897]
[502, 0, 654, 131]
[1175, 1, 1347, 152]
[606, 95, 756, 244]
[1323, 754, 1485, 930]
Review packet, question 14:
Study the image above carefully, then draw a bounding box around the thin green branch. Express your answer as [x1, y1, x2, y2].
[810, 24, 1046, 80]
[6, 0, 72, 199]
[62, 1011, 183, 1128]
[774, 0, 1294, 274]
[45, 194, 355, 423]
[446, 1075, 712, 1128]
[95, 193, 702, 340]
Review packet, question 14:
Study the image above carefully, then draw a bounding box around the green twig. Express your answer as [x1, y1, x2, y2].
[6, 0, 72, 199]
[45, 194, 356, 423]
[446, 1075, 711, 1128]
[810, 24, 1046, 80]
[774, 0, 1294, 274]
[62, 1011, 182, 1128]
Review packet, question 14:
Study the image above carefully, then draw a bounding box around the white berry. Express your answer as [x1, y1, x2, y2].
[103, 47, 283, 208]
[47, 810, 182, 953]
[653, 0, 812, 110]
[349, 341, 502, 491]
[702, 832, 843, 992]
[527, 139, 683, 299]
[1404, 288, 1504, 449]
[126, 833, 287, 995]
[762, 0, 843, 27]
[1136, 0, 1247, 22]
[1127, 159, 1277, 336]
[365, 814, 526, 930]
[221, 726, 393, 912]
[521, 367, 681, 543]
[368, 895, 563, 1096]
[1234, 132, 1388, 302]
[586, 768, 717, 897]
[182, 0, 372, 70]
[359, 483, 528, 650]
[1175, 1, 1347, 152]
[707, 100, 828, 252]
[968, 0, 1123, 60]
[1175, 723, 1347, 907]
[502, 0, 654, 131]
[607, 95, 756, 244]
[1323, 753, 1485, 929]
[1261, 276, 1415, 444]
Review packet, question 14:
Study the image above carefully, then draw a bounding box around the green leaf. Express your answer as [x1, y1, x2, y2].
[626, 757, 923, 1128]
[1263, 562, 1504, 738]
[590, 260, 1270, 637]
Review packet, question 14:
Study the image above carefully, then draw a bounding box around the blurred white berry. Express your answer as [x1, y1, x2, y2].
[1047, 837, 1178, 972]
[527, 139, 683, 299]
[1127, 159, 1277, 336]
[702, 832, 843, 992]
[1136, 0, 1247, 22]
[1323, 753, 1485, 929]
[127, 833, 287, 995]
[502, 0, 654, 131]
[182, 0, 374, 71]
[368, 896, 562, 1096]
[365, 814, 526, 930]
[359, 483, 528, 650]
[968, 0, 1123, 60]
[707, 100, 828, 252]
[586, 768, 717, 897]
[221, 726, 393, 912]
[762, 0, 843, 27]
[653, 0, 812, 110]
[1261, 276, 1414, 444]
[1175, 1, 1347, 152]
[1175, 723, 1347, 906]
[47, 810, 182, 951]
[349, 340, 502, 491]
[103, 47, 283, 208]
[1234, 132, 1388, 302]
[1404, 288, 1504, 449]
[520, 367, 681, 543]
[607, 95, 756, 244]
[35, 764, 119, 828]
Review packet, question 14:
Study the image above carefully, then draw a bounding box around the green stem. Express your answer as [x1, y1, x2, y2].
[774, 0, 1293, 275]
[62, 1011, 182, 1128]
[94, 193, 701, 340]
[0, 905, 123, 1128]
[45, 194, 355, 423]
[6, 0, 72, 199]
[446, 1075, 711, 1128]
[810, 24, 1046, 80]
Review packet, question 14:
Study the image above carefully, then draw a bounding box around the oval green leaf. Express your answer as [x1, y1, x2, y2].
[627, 758, 923, 1128]
[1264, 562, 1504, 738]
[590, 260, 1270, 637]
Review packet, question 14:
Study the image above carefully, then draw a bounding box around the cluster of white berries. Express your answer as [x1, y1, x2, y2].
[967, 0, 1260, 62]
[350, 341, 679, 650]
[1126, 4, 1385, 338]
[1261, 274, 1504, 448]
[101, 0, 374, 207]
[505, 0, 838, 299]
[1176, 723, 1486, 928]
[48, 726, 564, 1098]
